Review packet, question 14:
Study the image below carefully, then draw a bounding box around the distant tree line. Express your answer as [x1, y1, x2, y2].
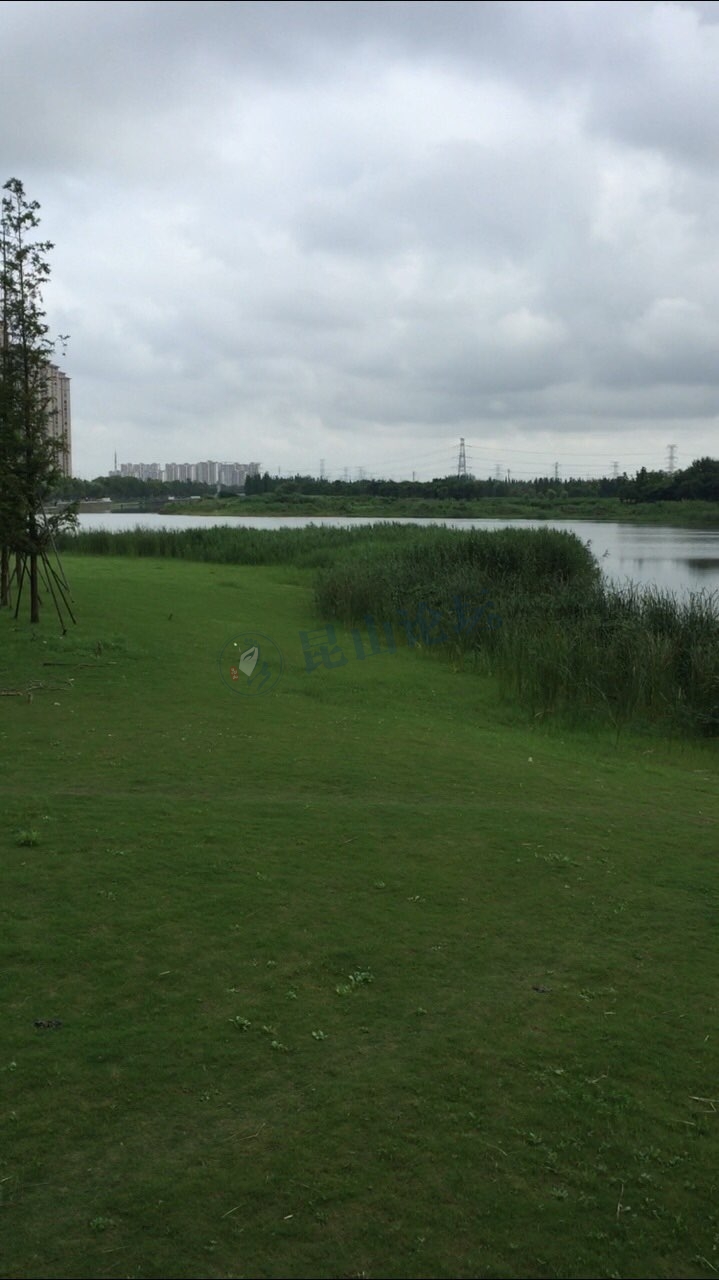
[50, 456, 719, 506]
[619, 457, 719, 503]
[52, 474, 218, 502]
[244, 457, 719, 503]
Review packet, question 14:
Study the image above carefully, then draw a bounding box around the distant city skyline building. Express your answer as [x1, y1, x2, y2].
[112, 459, 261, 487]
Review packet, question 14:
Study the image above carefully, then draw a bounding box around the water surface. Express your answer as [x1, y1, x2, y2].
[73, 512, 719, 599]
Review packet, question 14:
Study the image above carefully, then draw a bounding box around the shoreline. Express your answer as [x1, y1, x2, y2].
[157, 496, 719, 529]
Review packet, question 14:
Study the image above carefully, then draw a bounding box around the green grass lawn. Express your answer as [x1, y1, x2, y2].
[1, 556, 718, 1279]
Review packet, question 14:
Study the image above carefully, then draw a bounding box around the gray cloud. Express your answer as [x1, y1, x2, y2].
[2, 0, 718, 478]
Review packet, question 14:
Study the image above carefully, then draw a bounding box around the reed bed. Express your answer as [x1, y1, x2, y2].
[59, 522, 719, 736]
[57, 521, 422, 568]
[313, 527, 719, 737]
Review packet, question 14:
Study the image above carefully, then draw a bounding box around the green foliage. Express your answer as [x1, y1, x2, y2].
[314, 526, 719, 738]
[165, 491, 719, 526]
[14, 828, 39, 847]
[51, 473, 219, 502]
[48, 455, 719, 512]
[57, 520, 430, 567]
[189, 457, 719, 504]
[493, 582, 719, 737]
[315, 523, 597, 613]
[624, 458, 719, 503]
[0, 177, 75, 620]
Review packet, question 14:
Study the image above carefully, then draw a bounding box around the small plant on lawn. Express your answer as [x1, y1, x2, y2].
[349, 969, 374, 986]
[337, 969, 374, 995]
[15, 829, 39, 847]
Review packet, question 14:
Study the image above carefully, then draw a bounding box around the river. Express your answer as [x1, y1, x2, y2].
[73, 512, 719, 599]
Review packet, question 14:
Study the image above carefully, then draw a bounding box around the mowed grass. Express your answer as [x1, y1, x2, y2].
[1, 555, 718, 1280]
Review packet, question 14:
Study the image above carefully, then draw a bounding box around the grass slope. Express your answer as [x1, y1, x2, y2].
[1, 556, 718, 1279]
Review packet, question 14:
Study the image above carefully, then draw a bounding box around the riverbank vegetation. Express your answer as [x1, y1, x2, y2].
[242, 454, 719, 505]
[50, 458, 719, 526]
[59, 523, 719, 738]
[157, 491, 719, 525]
[315, 526, 719, 739]
[1, 552, 717, 1279]
[58, 520, 427, 567]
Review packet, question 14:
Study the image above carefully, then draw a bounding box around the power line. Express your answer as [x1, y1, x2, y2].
[270, 436, 681, 483]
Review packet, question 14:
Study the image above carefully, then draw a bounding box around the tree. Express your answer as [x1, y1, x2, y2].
[0, 177, 74, 622]
[674, 457, 719, 502]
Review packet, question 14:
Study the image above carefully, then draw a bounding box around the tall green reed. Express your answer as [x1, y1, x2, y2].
[314, 529, 719, 738]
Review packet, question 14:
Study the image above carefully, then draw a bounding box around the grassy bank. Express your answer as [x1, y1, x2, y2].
[1, 554, 718, 1279]
[60, 522, 719, 738]
[163, 494, 719, 527]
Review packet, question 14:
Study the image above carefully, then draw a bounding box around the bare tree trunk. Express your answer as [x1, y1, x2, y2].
[30, 551, 39, 623]
[0, 546, 9, 606]
[13, 552, 25, 619]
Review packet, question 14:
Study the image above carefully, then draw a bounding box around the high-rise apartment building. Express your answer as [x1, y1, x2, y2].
[117, 459, 262, 485]
[0, 353, 72, 477]
[45, 362, 72, 477]
[120, 461, 162, 481]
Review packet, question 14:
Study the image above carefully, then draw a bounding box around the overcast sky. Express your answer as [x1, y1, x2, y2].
[2, 0, 719, 481]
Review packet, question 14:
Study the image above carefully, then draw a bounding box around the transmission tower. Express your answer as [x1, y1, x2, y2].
[553, 461, 560, 482]
[319, 458, 326, 480]
[667, 444, 677, 474]
[457, 437, 467, 479]
[612, 461, 619, 479]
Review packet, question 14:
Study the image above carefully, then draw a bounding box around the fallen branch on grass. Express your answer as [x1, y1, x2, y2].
[42, 661, 116, 667]
[1, 681, 45, 697]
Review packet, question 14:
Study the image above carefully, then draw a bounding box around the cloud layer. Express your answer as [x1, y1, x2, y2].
[2, 0, 718, 478]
